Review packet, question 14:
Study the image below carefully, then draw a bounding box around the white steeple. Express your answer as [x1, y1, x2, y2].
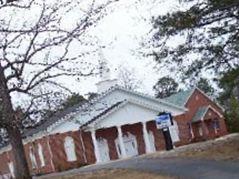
[96, 46, 118, 93]
[98, 48, 111, 81]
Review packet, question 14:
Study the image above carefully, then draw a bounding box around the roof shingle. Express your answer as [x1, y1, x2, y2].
[163, 88, 195, 107]
[191, 106, 209, 123]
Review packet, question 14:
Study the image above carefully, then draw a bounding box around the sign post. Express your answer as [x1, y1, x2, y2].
[155, 112, 174, 150]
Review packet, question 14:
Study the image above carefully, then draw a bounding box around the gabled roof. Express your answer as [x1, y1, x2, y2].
[191, 105, 224, 123]
[23, 101, 88, 138]
[192, 106, 209, 123]
[163, 88, 195, 107]
[80, 100, 125, 128]
[23, 85, 186, 138]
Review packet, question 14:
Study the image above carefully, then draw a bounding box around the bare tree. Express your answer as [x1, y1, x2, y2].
[0, 0, 118, 178]
[0, 0, 17, 5]
[117, 64, 141, 91]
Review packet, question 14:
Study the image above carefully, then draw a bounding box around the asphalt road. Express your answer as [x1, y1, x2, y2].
[39, 156, 239, 179]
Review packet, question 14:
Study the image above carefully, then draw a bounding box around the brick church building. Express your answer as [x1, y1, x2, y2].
[0, 65, 228, 178]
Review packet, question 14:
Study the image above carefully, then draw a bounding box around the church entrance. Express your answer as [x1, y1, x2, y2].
[115, 132, 138, 158]
[97, 138, 110, 162]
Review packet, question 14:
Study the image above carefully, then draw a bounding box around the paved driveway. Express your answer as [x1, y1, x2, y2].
[39, 155, 239, 179]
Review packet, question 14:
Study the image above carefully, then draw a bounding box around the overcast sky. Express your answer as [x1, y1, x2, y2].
[70, 0, 182, 95]
[2, 0, 185, 109]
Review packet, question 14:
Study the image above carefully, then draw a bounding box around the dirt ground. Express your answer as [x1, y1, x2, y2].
[46, 169, 174, 179]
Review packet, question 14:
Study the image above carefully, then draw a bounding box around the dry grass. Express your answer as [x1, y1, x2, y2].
[47, 169, 174, 179]
[148, 133, 239, 161]
[177, 135, 239, 161]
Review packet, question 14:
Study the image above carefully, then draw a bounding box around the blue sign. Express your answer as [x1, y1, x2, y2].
[156, 113, 173, 129]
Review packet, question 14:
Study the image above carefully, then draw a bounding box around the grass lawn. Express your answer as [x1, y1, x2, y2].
[45, 169, 174, 179]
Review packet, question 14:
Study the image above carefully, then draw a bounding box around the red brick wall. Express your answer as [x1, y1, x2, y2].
[95, 121, 166, 159]
[23, 137, 56, 175]
[0, 151, 10, 175]
[0, 121, 167, 176]
[1, 89, 228, 176]
[122, 123, 145, 155]
[48, 131, 87, 172]
[81, 131, 96, 164]
[175, 89, 228, 145]
[96, 127, 119, 160]
[174, 114, 190, 146]
[147, 121, 166, 151]
[0, 137, 57, 176]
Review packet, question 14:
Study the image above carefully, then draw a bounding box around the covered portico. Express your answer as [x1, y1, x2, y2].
[82, 99, 184, 163]
[89, 121, 156, 163]
[191, 105, 224, 141]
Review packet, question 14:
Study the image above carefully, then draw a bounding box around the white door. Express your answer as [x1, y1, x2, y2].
[115, 132, 138, 158]
[97, 138, 110, 162]
[169, 120, 180, 143]
[123, 133, 138, 157]
[148, 131, 156, 152]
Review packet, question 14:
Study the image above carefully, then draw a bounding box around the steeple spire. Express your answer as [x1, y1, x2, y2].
[96, 42, 118, 93]
[98, 47, 111, 81]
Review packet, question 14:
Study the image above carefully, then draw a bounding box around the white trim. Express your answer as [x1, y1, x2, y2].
[116, 86, 187, 111]
[189, 123, 195, 138]
[88, 99, 181, 129]
[182, 88, 224, 113]
[47, 135, 55, 172]
[0, 145, 11, 155]
[79, 130, 87, 164]
[148, 130, 156, 152]
[116, 126, 127, 158]
[29, 145, 38, 169]
[207, 105, 224, 118]
[8, 162, 14, 178]
[38, 143, 45, 167]
[142, 122, 152, 153]
[64, 136, 77, 162]
[0, 86, 186, 154]
[199, 105, 223, 122]
[91, 129, 101, 163]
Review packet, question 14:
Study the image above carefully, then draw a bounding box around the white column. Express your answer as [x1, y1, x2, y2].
[190, 123, 195, 138]
[142, 122, 152, 153]
[117, 126, 127, 158]
[91, 130, 101, 163]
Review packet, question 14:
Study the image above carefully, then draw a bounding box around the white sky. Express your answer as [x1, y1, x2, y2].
[71, 0, 182, 95]
[2, 0, 187, 109]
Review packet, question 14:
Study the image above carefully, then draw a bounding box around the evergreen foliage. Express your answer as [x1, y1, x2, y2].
[196, 78, 215, 97]
[153, 76, 179, 98]
[218, 67, 239, 132]
[149, 0, 239, 78]
[224, 96, 239, 133]
[62, 94, 88, 109]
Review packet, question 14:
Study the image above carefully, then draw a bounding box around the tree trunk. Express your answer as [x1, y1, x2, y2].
[0, 65, 31, 179]
[6, 126, 31, 179]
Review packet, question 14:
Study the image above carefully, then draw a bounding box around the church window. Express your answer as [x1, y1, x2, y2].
[64, 136, 77, 162]
[38, 144, 45, 167]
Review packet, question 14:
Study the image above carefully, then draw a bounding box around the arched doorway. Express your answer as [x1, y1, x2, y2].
[115, 132, 138, 158]
[97, 137, 110, 162]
